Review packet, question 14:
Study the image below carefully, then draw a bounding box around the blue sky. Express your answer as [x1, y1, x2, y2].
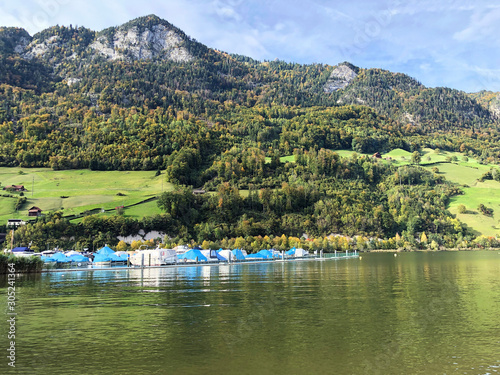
[1, 0, 500, 92]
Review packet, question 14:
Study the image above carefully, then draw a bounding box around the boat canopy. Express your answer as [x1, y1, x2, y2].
[97, 246, 115, 255]
[50, 252, 71, 263]
[12, 246, 33, 253]
[286, 247, 297, 256]
[67, 254, 90, 262]
[218, 250, 234, 261]
[231, 249, 246, 260]
[246, 253, 266, 259]
[257, 250, 274, 259]
[216, 252, 227, 261]
[177, 249, 208, 262]
[93, 253, 113, 263]
[41, 255, 57, 263]
[295, 248, 308, 257]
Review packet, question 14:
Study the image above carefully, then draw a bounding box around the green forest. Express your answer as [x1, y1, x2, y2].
[1, 15, 500, 251]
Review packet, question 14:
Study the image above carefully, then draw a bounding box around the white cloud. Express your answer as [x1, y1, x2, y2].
[1, 0, 500, 91]
[454, 7, 500, 43]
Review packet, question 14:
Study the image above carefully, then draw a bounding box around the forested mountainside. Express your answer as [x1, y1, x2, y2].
[2, 15, 500, 247]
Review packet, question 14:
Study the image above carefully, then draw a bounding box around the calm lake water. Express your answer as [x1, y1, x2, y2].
[1, 251, 500, 375]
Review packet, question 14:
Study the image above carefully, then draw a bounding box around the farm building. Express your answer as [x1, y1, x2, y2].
[3, 185, 25, 192]
[28, 206, 42, 217]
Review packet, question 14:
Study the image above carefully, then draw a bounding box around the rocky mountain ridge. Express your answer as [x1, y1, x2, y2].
[4, 15, 196, 64]
[0, 14, 498, 129]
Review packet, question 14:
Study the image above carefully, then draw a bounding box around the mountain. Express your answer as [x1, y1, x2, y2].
[0, 14, 499, 168]
[0, 27, 31, 55]
[2, 15, 496, 128]
[469, 90, 500, 119]
[2, 15, 500, 246]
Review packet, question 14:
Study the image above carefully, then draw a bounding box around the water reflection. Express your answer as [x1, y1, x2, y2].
[0, 252, 499, 374]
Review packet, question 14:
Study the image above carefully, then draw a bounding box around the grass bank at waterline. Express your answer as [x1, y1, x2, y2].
[0, 254, 44, 274]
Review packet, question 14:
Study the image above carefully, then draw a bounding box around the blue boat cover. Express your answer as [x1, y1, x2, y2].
[12, 246, 33, 252]
[231, 249, 246, 260]
[257, 250, 274, 259]
[177, 249, 208, 262]
[216, 252, 227, 261]
[246, 253, 266, 259]
[93, 253, 112, 262]
[67, 254, 90, 262]
[51, 252, 71, 263]
[286, 247, 297, 256]
[97, 246, 115, 255]
[41, 255, 57, 262]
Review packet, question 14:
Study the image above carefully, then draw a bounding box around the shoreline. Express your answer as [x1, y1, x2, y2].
[40, 253, 360, 273]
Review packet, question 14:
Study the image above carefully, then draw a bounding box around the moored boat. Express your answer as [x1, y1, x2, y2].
[130, 248, 177, 266]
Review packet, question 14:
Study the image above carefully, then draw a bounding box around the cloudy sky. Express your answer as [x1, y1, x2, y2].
[1, 0, 500, 92]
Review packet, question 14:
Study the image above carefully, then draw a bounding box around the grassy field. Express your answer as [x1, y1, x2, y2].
[1, 147, 499, 236]
[277, 147, 500, 237]
[0, 168, 173, 222]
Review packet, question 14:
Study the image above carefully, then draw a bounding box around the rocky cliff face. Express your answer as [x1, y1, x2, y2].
[23, 35, 60, 60]
[0, 27, 31, 55]
[324, 64, 358, 92]
[90, 24, 193, 62]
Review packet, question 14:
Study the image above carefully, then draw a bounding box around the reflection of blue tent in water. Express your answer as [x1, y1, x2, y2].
[177, 249, 207, 262]
[231, 249, 246, 260]
[97, 246, 115, 255]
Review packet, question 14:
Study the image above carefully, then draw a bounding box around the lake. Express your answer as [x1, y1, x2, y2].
[1, 251, 500, 374]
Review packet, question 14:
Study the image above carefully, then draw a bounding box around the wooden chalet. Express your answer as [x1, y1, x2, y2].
[28, 206, 42, 217]
[3, 185, 26, 192]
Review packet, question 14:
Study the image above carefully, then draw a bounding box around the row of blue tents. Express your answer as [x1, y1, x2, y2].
[41, 246, 306, 264]
[41, 245, 129, 264]
[93, 246, 129, 263]
[177, 248, 301, 262]
[41, 252, 91, 263]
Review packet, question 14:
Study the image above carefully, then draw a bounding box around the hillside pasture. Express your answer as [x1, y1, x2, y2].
[0, 168, 172, 223]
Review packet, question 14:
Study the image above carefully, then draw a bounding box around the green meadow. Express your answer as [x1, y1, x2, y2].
[319, 147, 500, 237]
[1, 147, 499, 237]
[382, 148, 500, 236]
[0, 168, 173, 223]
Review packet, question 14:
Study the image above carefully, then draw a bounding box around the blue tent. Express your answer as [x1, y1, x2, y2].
[286, 247, 297, 256]
[108, 253, 125, 262]
[216, 248, 224, 253]
[93, 253, 113, 263]
[216, 252, 227, 261]
[246, 253, 266, 259]
[67, 254, 90, 262]
[257, 250, 274, 259]
[41, 255, 57, 263]
[118, 253, 129, 261]
[231, 249, 246, 260]
[97, 246, 115, 255]
[50, 252, 71, 263]
[177, 249, 208, 262]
